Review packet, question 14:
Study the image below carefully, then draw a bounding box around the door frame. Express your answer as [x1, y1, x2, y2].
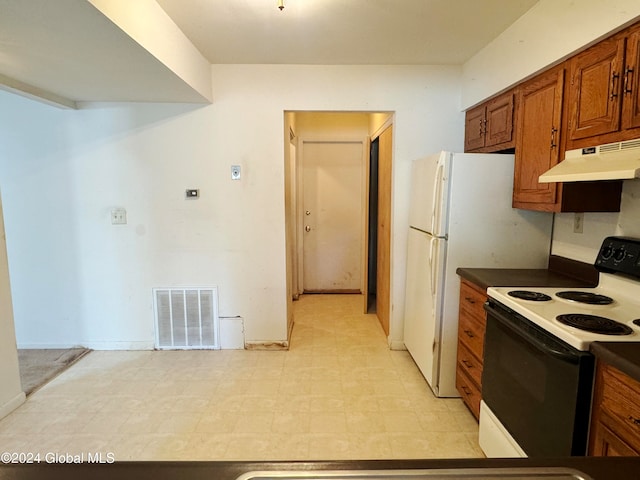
[296, 136, 369, 296]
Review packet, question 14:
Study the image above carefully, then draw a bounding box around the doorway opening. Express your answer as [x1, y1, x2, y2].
[283, 111, 394, 337]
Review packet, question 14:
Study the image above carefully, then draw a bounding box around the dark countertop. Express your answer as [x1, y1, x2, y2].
[456, 268, 593, 290]
[590, 342, 640, 383]
[456, 255, 599, 291]
[2, 458, 640, 480]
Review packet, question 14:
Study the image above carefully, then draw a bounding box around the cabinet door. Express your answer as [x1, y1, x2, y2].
[513, 68, 564, 207]
[568, 36, 626, 140]
[485, 93, 514, 147]
[622, 29, 640, 130]
[464, 105, 486, 151]
[591, 421, 640, 456]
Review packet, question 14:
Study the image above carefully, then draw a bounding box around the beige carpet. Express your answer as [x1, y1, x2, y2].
[18, 348, 90, 395]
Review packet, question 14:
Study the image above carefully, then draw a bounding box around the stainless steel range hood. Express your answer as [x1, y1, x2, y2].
[539, 138, 640, 182]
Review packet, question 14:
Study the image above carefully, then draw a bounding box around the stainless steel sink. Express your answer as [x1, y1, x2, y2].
[235, 467, 593, 480]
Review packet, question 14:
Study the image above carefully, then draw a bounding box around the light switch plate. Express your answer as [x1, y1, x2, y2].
[231, 165, 241, 180]
[111, 208, 127, 225]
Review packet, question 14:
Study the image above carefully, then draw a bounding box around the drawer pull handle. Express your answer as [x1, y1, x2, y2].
[629, 416, 640, 426]
[461, 385, 473, 395]
[464, 330, 475, 338]
[465, 296, 476, 304]
[462, 359, 474, 368]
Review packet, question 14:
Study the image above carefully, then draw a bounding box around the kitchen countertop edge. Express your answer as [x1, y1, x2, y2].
[2, 457, 640, 480]
[456, 255, 599, 290]
[590, 342, 640, 382]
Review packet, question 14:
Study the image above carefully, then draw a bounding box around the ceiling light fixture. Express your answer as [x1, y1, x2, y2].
[277, 0, 284, 11]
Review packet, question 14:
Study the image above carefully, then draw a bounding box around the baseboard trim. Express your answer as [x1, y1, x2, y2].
[388, 340, 407, 351]
[245, 341, 289, 351]
[0, 391, 26, 420]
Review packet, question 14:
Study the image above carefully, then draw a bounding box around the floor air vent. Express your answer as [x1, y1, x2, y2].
[153, 287, 220, 350]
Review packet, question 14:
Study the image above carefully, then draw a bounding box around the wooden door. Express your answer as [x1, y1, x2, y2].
[485, 93, 515, 148]
[622, 28, 640, 130]
[568, 36, 626, 140]
[464, 105, 485, 152]
[376, 126, 392, 335]
[513, 67, 564, 209]
[302, 141, 364, 292]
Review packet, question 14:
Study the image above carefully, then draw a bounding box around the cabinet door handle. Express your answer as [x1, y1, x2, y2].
[610, 71, 620, 99]
[550, 127, 558, 149]
[628, 415, 640, 426]
[461, 385, 473, 395]
[463, 329, 475, 338]
[465, 296, 476, 304]
[462, 359, 474, 368]
[624, 67, 634, 95]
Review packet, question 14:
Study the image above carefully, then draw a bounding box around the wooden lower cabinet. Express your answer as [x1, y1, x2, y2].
[589, 361, 640, 456]
[456, 279, 487, 420]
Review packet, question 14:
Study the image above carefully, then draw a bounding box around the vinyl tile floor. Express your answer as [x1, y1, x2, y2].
[0, 294, 483, 461]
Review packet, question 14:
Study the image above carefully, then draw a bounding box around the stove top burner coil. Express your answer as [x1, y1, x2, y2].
[555, 291, 614, 305]
[556, 314, 633, 335]
[507, 290, 552, 302]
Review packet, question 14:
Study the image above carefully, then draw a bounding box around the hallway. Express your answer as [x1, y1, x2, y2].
[0, 294, 482, 460]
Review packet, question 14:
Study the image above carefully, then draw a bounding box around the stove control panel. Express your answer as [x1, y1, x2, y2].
[595, 236, 640, 277]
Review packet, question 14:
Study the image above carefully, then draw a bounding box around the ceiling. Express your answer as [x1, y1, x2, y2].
[0, 0, 539, 107]
[155, 0, 539, 65]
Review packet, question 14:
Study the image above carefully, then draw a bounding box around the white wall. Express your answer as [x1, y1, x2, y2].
[552, 181, 640, 263]
[0, 64, 462, 349]
[462, 0, 640, 109]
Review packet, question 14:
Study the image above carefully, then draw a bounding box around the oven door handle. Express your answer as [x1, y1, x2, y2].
[484, 301, 580, 364]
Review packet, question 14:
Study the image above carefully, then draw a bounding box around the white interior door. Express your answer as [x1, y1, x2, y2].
[301, 140, 364, 292]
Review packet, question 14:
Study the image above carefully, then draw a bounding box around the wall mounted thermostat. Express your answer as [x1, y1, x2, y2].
[186, 189, 199, 199]
[231, 165, 241, 180]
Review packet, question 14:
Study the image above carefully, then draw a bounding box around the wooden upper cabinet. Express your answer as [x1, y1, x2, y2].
[568, 36, 625, 141]
[513, 65, 623, 213]
[622, 28, 640, 130]
[464, 91, 515, 152]
[485, 94, 515, 147]
[464, 105, 486, 151]
[567, 24, 640, 145]
[513, 67, 564, 209]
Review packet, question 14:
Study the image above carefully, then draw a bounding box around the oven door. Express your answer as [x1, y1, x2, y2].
[482, 300, 595, 457]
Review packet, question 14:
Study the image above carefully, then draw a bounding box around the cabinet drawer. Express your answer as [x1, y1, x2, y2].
[459, 281, 487, 322]
[456, 367, 481, 420]
[458, 308, 485, 361]
[599, 363, 640, 448]
[457, 341, 483, 387]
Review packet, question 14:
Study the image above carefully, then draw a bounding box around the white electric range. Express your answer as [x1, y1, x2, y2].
[480, 236, 640, 459]
[487, 272, 640, 351]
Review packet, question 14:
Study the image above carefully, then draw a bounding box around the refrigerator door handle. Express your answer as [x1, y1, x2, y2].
[430, 161, 444, 234]
[428, 236, 436, 298]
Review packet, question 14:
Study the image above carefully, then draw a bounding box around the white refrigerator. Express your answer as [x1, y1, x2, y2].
[403, 151, 553, 397]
